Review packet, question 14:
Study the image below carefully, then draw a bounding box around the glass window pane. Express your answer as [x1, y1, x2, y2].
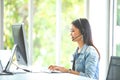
[61, 0, 85, 68]
[4, 0, 28, 49]
[33, 0, 85, 68]
[114, 0, 120, 56]
[33, 0, 56, 67]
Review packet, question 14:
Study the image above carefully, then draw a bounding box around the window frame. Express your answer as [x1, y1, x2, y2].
[0, 0, 4, 49]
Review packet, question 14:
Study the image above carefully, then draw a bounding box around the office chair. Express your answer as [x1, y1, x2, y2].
[106, 56, 120, 80]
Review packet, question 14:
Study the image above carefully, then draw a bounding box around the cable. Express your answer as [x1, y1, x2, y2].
[12, 62, 32, 72]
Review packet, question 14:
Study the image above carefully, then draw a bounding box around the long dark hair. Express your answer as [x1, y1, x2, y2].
[72, 18, 100, 59]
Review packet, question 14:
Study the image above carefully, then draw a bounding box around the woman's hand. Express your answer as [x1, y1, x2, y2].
[48, 65, 68, 73]
[48, 65, 80, 75]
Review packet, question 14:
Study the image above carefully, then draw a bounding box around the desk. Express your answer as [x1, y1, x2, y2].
[0, 50, 96, 80]
[0, 72, 96, 80]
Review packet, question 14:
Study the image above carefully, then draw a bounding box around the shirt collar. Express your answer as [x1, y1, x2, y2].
[78, 44, 88, 54]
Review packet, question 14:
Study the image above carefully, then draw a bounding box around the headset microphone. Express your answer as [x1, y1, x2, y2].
[72, 34, 81, 41]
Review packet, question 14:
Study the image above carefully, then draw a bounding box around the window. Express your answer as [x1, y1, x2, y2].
[113, 0, 120, 56]
[61, 0, 85, 68]
[32, 0, 85, 68]
[4, 0, 29, 50]
[114, 0, 120, 56]
[3, 0, 85, 68]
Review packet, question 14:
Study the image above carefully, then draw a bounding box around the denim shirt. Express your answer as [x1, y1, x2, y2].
[73, 44, 99, 80]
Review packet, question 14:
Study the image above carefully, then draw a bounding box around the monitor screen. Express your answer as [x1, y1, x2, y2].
[12, 23, 29, 66]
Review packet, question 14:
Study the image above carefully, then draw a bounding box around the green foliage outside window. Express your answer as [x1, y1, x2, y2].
[4, 0, 28, 50]
[117, 0, 120, 26]
[116, 0, 120, 56]
[4, 0, 84, 68]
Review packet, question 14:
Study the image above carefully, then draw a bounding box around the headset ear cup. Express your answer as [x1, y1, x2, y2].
[80, 25, 85, 35]
[79, 18, 84, 35]
[81, 29, 84, 34]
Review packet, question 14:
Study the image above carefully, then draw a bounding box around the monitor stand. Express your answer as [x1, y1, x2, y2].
[2, 70, 13, 75]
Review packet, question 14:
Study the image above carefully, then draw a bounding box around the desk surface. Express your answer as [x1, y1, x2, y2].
[0, 72, 96, 80]
[0, 51, 96, 80]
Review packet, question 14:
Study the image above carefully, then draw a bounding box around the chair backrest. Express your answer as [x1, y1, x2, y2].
[106, 56, 120, 80]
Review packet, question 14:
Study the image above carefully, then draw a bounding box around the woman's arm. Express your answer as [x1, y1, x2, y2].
[48, 65, 80, 75]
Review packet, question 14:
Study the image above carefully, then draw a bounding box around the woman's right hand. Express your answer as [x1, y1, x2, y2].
[48, 65, 68, 73]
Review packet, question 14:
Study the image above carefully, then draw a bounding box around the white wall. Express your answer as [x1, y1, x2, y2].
[88, 0, 109, 80]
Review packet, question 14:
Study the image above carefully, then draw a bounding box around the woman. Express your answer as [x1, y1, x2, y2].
[49, 18, 100, 80]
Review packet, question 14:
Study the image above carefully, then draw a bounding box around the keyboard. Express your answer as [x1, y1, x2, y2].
[40, 68, 61, 73]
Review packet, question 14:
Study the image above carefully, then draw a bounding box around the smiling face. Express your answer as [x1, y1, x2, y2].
[70, 24, 82, 42]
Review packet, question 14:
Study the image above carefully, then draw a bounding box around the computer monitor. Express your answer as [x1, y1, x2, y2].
[12, 23, 29, 66]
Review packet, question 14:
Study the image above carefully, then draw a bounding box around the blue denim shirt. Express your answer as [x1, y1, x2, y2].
[73, 44, 99, 80]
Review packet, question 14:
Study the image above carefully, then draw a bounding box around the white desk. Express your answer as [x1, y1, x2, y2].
[0, 50, 96, 80]
[0, 72, 96, 80]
